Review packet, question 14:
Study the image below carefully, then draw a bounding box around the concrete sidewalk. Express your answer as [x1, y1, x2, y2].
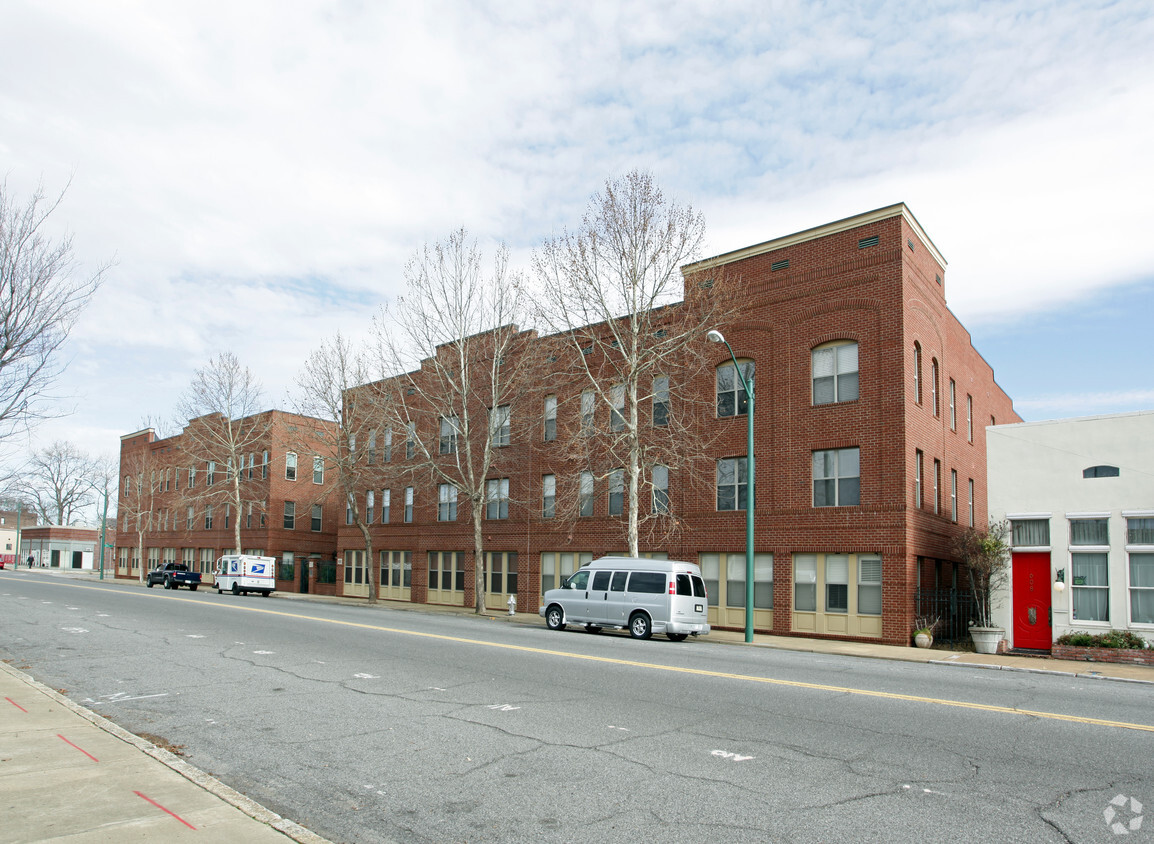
[0, 660, 329, 843]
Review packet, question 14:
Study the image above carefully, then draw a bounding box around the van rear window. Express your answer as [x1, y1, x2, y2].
[692, 574, 707, 599]
[628, 571, 666, 594]
[676, 574, 692, 596]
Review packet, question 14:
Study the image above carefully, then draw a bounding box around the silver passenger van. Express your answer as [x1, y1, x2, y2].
[539, 556, 710, 641]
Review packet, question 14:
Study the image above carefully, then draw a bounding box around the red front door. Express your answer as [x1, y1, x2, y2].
[1012, 552, 1052, 650]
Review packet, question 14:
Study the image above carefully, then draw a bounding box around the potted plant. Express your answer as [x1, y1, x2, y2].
[954, 519, 1011, 654]
[913, 615, 938, 648]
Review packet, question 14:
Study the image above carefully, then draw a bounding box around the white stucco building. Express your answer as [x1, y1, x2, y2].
[987, 410, 1154, 650]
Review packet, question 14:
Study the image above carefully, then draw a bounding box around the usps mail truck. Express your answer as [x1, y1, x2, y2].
[214, 554, 276, 597]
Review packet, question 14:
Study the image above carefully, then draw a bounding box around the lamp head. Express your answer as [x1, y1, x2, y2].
[707, 329, 726, 344]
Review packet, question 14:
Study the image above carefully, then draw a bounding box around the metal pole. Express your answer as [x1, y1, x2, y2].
[98, 490, 109, 580]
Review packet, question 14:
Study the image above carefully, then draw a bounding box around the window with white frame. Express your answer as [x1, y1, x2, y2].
[608, 469, 624, 516]
[544, 396, 557, 441]
[950, 469, 958, 522]
[207, 461, 216, 485]
[186, 506, 194, 530]
[1130, 553, 1154, 625]
[381, 489, 390, 524]
[1127, 517, 1154, 545]
[813, 447, 859, 507]
[406, 423, 415, 459]
[439, 416, 458, 454]
[204, 505, 213, 530]
[914, 450, 923, 508]
[825, 554, 849, 613]
[247, 452, 255, 479]
[246, 501, 254, 528]
[367, 430, 377, 464]
[968, 478, 975, 527]
[717, 360, 754, 417]
[366, 490, 374, 524]
[652, 465, 669, 514]
[581, 391, 595, 434]
[579, 471, 593, 517]
[1012, 518, 1050, 547]
[913, 342, 922, 404]
[383, 429, 392, 462]
[794, 554, 817, 612]
[653, 376, 669, 426]
[933, 459, 941, 514]
[188, 466, 196, 488]
[812, 341, 858, 405]
[542, 474, 556, 518]
[404, 486, 413, 522]
[311, 503, 322, 531]
[1071, 518, 1108, 621]
[1071, 518, 1108, 546]
[485, 478, 509, 520]
[490, 405, 511, 447]
[283, 501, 295, 529]
[285, 452, 297, 481]
[262, 450, 269, 479]
[931, 358, 940, 417]
[610, 385, 625, 432]
[313, 456, 324, 484]
[966, 394, 974, 442]
[224, 504, 231, 529]
[949, 379, 957, 430]
[438, 484, 458, 521]
[717, 457, 748, 511]
[858, 557, 882, 615]
[346, 495, 354, 525]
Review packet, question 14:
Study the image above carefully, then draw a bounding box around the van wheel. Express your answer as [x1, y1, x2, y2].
[545, 605, 566, 631]
[629, 613, 652, 640]
[232, 583, 240, 596]
[190, 585, 198, 592]
[667, 633, 688, 642]
[584, 624, 602, 634]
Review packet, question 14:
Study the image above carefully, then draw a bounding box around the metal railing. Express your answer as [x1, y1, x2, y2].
[914, 587, 976, 646]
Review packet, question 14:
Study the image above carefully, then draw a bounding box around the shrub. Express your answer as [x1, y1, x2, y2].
[1056, 630, 1150, 649]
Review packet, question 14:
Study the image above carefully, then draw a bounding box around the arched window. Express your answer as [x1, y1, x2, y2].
[717, 359, 754, 418]
[812, 341, 858, 405]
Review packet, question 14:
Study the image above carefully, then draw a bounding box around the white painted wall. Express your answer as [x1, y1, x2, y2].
[987, 410, 1154, 645]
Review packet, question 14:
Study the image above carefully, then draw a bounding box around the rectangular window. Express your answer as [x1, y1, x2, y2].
[313, 456, 324, 484]
[283, 501, 295, 530]
[717, 361, 753, 417]
[406, 423, 415, 459]
[204, 506, 213, 530]
[949, 379, 957, 430]
[933, 459, 941, 514]
[439, 483, 458, 521]
[485, 478, 509, 520]
[262, 450, 269, 479]
[717, 457, 748, 511]
[279, 551, 294, 582]
[542, 474, 556, 518]
[247, 453, 255, 479]
[726, 553, 745, 608]
[608, 468, 624, 516]
[381, 489, 390, 524]
[914, 450, 923, 508]
[1071, 552, 1109, 622]
[794, 554, 817, 612]
[931, 359, 939, 417]
[1128, 517, 1154, 546]
[383, 429, 393, 462]
[544, 396, 557, 441]
[652, 465, 670, 514]
[188, 466, 195, 488]
[968, 479, 974, 527]
[366, 490, 374, 524]
[1012, 519, 1050, 547]
[754, 554, 773, 609]
[858, 557, 883, 615]
[367, 431, 377, 465]
[950, 469, 958, 523]
[609, 384, 625, 432]
[813, 448, 860, 507]
[345, 495, 354, 525]
[653, 376, 669, 426]
[825, 554, 848, 613]
[966, 395, 974, 443]
[224, 504, 231, 530]
[404, 487, 413, 523]
[812, 342, 858, 405]
[490, 405, 511, 447]
[1071, 518, 1108, 546]
[1130, 553, 1154, 624]
[439, 416, 458, 454]
[186, 506, 194, 530]
[207, 461, 216, 485]
[246, 502, 253, 528]
[285, 452, 297, 481]
[310, 503, 322, 531]
[579, 471, 594, 517]
[581, 391, 595, 434]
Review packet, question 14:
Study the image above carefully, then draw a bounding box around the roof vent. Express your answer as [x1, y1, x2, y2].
[907, 238, 916, 252]
[935, 274, 942, 285]
[699, 278, 714, 289]
[858, 235, 879, 249]
[771, 259, 790, 272]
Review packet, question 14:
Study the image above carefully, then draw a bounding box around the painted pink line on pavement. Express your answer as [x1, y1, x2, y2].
[5, 696, 28, 712]
[134, 791, 198, 830]
[57, 734, 99, 762]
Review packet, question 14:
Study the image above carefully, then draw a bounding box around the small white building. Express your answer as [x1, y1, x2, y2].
[987, 410, 1154, 649]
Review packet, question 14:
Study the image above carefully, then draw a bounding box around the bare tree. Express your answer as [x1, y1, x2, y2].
[117, 444, 159, 583]
[532, 170, 729, 556]
[20, 440, 98, 524]
[374, 228, 536, 613]
[0, 180, 108, 441]
[174, 351, 271, 555]
[294, 332, 386, 602]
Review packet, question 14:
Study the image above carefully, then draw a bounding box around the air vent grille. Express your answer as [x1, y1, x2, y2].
[771, 259, 790, 272]
[858, 235, 879, 249]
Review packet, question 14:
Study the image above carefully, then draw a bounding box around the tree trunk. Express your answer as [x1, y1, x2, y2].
[473, 498, 486, 614]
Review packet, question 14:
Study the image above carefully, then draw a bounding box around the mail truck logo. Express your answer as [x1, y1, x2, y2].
[1104, 794, 1144, 835]
[252, 564, 266, 574]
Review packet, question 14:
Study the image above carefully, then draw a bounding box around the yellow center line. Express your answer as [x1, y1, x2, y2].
[39, 580, 1154, 733]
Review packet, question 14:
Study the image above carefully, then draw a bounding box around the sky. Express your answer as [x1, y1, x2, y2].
[2, 0, 1152, 472]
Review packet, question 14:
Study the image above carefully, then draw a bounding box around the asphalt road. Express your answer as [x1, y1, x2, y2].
[3, 573, 1152, 843]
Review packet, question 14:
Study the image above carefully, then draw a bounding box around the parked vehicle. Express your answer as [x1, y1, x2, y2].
[146, 562, 202, 590]
[214, 554, 276, 597]
[539, 556, 710, 641]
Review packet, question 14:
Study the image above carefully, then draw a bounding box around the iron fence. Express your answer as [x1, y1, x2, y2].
[914, 587, 976, 646]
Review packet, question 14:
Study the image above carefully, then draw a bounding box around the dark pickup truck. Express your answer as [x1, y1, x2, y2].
[146, 562, 202, 591]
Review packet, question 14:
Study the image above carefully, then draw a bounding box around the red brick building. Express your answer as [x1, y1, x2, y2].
[335, 203, 1018, 645]
[115, 411, 343, 594]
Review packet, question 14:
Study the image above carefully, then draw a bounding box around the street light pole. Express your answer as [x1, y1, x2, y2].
[707, 329, 755, 643]
[98, 490, 108, 580]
